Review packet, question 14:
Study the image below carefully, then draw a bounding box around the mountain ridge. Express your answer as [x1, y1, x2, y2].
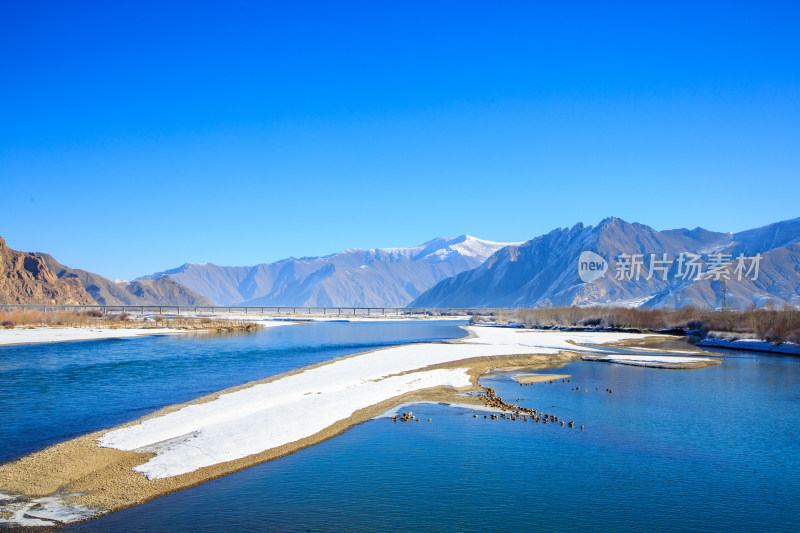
[412, 217, 800, 310]
[6, 217, 798, 310]
[138, 235, 520, 307]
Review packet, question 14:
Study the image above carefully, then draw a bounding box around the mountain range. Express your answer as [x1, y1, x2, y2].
[138, 236, 518, 307]
[3, 216, 799, 310]
[0, 236, 212, 307]
[412, 217, 800, 310]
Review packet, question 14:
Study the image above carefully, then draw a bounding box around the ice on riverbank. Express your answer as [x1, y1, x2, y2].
[697, 337, 800, 355]
[581, 354, 719, 368]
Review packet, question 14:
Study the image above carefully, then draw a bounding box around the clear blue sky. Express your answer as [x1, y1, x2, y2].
[2, 1, 799, 280]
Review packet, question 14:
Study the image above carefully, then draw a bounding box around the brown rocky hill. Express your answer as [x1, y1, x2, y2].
[123, 277, 214, 307]
[35, 253, 213, 307]
[0, 236, 96, 305]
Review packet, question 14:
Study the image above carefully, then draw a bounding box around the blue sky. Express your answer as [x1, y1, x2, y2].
[2, 1, 799, 280]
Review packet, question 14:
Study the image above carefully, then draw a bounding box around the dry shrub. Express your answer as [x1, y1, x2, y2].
[0, 310, 92, 327]
[0, 309, 124, 328]
[490, 304, 800, 343]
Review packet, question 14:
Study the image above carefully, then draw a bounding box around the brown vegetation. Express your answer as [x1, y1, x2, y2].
[0, 310, 121, 328]
[493, 306, 800, 344]
[149, 315, 263, 332]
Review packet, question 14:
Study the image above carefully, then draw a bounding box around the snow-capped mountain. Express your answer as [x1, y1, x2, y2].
[137, 235, 519, 307]
[411, 217, 800, 310]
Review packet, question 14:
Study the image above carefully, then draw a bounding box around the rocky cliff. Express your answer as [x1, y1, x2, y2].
[0, 237, 96, 305]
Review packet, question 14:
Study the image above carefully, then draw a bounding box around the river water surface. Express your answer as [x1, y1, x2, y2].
[1, 321, 798, 531]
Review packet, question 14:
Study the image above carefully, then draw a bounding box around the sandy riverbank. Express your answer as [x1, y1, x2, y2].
[0, 327, 719, 527]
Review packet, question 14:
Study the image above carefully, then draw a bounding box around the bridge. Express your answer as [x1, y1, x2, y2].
[0, 304, 500, 317]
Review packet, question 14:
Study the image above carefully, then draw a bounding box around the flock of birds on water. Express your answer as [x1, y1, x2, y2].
[390, 377, 617, 431]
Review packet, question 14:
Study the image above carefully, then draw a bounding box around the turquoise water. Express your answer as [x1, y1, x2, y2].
[0, 321, 466, 463]
[2, 323, 799, 531]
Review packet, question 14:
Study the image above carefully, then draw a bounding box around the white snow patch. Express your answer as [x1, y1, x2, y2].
[583, 354, 710, 364]
[423, 236, 523, 263]
[0, 327, 183, 346]
[459, 326, 648, 353]
[697, 338, 800, 355]
[98, 326, 659, 479]
[594, 296, 654, 308]
[374, 401, 506, 419]
[0, 493, 98, 526]
[0, 318, 301, 346]
[374, 401, 443, 418]
[619, 346, 702, 354]
[101, 368, 472, 478]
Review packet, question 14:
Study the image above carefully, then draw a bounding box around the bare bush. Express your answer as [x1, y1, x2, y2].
[489, 305, 800, 343]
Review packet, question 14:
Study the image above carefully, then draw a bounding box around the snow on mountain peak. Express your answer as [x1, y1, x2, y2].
[448, 235, 523, 259]
[328, 236, 517, 265]
[135, 235, 522, 306]
[412, 235, 521, 263]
